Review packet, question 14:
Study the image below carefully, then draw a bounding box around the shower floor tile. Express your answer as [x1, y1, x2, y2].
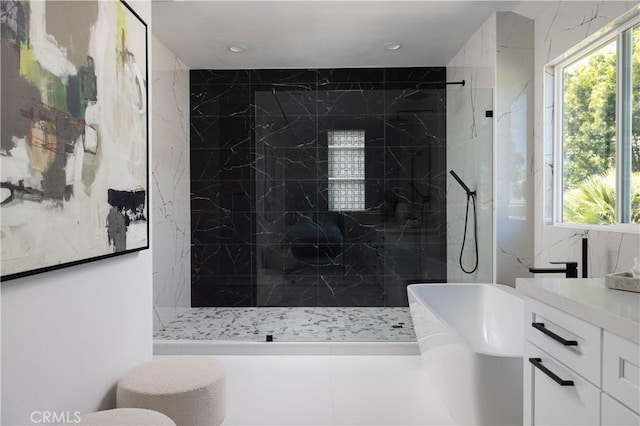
[154, 307, 415, 342]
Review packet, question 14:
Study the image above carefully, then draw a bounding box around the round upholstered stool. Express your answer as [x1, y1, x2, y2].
[74, 408, 175, 425]
[116, 356, 226, 426]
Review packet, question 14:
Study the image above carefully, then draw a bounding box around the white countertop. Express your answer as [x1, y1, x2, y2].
[516, 278, 640, 344]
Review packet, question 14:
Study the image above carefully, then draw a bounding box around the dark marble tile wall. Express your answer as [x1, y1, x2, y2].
[191, 70, 255, 307]
[191, 68, 448, 308]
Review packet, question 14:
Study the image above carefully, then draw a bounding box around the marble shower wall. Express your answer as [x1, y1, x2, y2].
[152, 37, 191, 333]
[447, 14, 496, 284]
[190, 68, 449, 308]
[495, 13, 535, 285]
[446, 12, 535, 286]
[533, 2, 640, 278]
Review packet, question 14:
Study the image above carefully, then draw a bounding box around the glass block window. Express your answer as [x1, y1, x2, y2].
[328, 129, 365, 147]
[328, 149, 364, 179]
[328, 130, 365, 211]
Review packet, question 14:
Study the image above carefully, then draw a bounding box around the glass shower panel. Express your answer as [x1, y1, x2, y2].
[446, 88, 494, 283]
[254, 86, 327, 342]
[253, 86, 493, 342]
[383, 86, 448, 297]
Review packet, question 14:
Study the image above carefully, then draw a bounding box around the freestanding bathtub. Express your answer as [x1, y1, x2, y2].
[407, 283, 523, 426]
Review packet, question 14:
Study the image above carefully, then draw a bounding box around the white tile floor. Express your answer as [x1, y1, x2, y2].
[213, 355, 453, 426]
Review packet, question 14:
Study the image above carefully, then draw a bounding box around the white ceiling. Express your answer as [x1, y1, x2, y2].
[152, 1, 547, 70]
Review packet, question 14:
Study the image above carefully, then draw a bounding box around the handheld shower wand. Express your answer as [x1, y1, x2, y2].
[449, 170, 478, 274]
[449, 170, 474, 196]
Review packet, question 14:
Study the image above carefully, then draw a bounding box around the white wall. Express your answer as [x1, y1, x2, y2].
[151, 37, 191, 334]
[533, 1, 640, 277]
[1, 1, 153, 424]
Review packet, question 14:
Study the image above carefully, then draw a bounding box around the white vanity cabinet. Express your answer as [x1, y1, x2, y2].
[602, 331, 640, 416]
[602, 394, 640, 426]
[524, 340, 600, 425]
[523, 296, 640, 426]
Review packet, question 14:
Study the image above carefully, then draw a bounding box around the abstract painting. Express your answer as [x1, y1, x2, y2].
[1, 0, 148, 280]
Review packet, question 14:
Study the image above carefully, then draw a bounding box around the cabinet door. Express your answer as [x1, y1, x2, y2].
[603, 331, 640, 414]
[525, 342, 600, 425]
[602, 393, 640, 426]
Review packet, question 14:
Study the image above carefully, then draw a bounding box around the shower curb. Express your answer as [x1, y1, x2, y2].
[154, 339, 419, 356]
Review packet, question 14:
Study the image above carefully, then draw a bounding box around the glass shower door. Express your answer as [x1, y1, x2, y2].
[252, 83, 494, 343]
[446, 88, 494, 283]
[254, 85, 323, 341]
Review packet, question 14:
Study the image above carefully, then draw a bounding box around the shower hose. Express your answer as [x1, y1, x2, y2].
[459, 191, 479, 274]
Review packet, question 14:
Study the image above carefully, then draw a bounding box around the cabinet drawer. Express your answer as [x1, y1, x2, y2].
[603, 331, 640, 414]
[525, 297, 601, 385]
[525, 341, 600, 426]
[602, 393, 640, 426]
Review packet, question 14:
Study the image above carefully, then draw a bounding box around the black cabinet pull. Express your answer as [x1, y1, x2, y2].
[529, 357, 575, 386]
[532, 322, 578, 346]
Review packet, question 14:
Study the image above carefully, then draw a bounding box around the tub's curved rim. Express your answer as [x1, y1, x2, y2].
[407, 282, 523, 358]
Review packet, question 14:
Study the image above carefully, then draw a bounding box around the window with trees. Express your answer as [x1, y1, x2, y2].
[555, 18, 640, 228]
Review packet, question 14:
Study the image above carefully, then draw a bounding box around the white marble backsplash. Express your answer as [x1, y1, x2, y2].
[533, 2, 640, 278]
[152, 36, 191, 333]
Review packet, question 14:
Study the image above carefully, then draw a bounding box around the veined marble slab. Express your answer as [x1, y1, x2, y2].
[152, 36, 191, 335]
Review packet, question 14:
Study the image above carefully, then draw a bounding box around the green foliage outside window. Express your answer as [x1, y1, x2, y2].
[564, 171, 640, 224]
[562, 43, 617, 190]
[561, 28, 640, 224]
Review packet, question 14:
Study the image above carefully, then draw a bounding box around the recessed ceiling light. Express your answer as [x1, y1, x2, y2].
[228, 45, 247, 53]
[383, 42, 402, 51]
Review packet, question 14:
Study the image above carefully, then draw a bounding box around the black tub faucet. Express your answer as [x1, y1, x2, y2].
[529, 261, 578, 278]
